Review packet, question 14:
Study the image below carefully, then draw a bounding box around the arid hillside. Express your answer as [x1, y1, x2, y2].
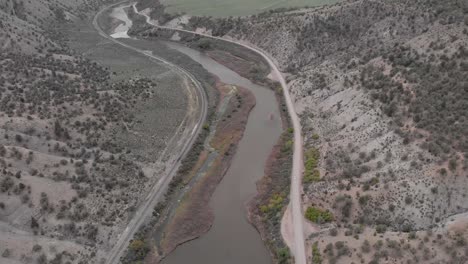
[0, 1, 198, 263]
[0, 0, 111, 53]
[136, 0, 468, 262]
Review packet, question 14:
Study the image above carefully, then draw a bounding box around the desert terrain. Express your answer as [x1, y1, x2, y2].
[0, 0, 214, 263]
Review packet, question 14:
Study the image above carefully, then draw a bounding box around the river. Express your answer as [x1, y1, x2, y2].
[160, 42, 281, 264]
[108, 6, 282, 263]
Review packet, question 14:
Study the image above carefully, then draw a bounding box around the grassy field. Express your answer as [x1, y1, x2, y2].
[162, 0, 343, 17]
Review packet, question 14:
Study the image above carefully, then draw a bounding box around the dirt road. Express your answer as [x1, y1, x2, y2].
[135, 7, 307, 264]
[92, 3, 208, 264]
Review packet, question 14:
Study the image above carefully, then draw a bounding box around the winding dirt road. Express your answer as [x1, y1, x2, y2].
[93, 3, 208, 264]
[134, 6, 307, 264]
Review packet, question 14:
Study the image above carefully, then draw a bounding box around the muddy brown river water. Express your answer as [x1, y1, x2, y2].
[160, 42, 282, 264]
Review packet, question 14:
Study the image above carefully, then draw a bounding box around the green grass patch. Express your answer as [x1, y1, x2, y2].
[305, 206, 333, 224]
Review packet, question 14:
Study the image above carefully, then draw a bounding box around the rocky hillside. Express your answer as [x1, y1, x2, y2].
[0, 1, 189, 263]
[177, 0, 468, 230]
[0, 0, 108, 53]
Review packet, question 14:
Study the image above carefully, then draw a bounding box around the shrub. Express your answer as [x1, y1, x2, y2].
[303, 148, 321, 183]
[15, 134, 23, 142]
[282, 140, 293, 153]
[405, 196, 413, 205]
[1, 177, 14, 192]
[260, 193, 285, 215]
[449, 159, 457, 172]
[376, 224, 387, 234]
[359, 195, 371, 206]
[334, 195, 353, 218]
[37, 254, 47, 264]
[32, 244, 42, 252]
[0, 145, 5, 156]
[197, 39, 212, 50]
[312, 242, 322, 264]
[439, 168, 447, 176]
[127, 239, 150, 261]
[361, 240, 371, 253]
[329, 228, 338, 236]
[277, 247, 291, 264]
[305, 206, 334, 223]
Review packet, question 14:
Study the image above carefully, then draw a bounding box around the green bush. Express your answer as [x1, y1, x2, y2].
[277, 247, 291, 264]
[282, 140, 293, 153]
[197, 39, 212, 50]
[305, 206, 333, 223]
[312, 242, 322, 264]
[303, 148, 321, 183]
[260, 193, 285, 215]
[376, 224, 387, 234]
[127, 239, 150, 262]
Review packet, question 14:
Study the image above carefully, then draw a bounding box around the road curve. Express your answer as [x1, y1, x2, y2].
[135, 7, 307, 264]
[92, 3, 208, 264]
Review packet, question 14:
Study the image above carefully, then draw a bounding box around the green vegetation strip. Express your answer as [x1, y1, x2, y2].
[303, 147, 320, 183]
[312, 242, 322, 264]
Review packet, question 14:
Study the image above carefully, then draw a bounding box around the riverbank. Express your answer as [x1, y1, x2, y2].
[167, 38, 294, 264]
[208, 48, 295, 263]
[197, 40, 294, 263]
